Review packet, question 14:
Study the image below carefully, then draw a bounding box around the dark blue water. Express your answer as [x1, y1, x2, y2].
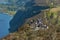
[9, 6, 49, 32]
[0, 13, 12, 38]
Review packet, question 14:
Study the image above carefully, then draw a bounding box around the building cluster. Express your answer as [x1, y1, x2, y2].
[28, 18, 48, 31]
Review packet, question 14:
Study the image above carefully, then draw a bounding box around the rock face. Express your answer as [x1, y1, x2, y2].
[1, 9, 60, 40]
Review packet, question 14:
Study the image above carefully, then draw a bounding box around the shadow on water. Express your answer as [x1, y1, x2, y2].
[9, 6, 49, 32]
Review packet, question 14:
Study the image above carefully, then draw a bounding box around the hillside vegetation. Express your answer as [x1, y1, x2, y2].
[1, 7, 60, 40]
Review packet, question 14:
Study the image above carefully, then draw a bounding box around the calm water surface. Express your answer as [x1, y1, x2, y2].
[0, 13, 12, 38]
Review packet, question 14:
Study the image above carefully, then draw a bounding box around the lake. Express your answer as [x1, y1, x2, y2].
[0, 13, 12, 38]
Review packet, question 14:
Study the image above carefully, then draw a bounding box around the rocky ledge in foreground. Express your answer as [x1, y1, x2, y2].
[1, 8, 60, 40]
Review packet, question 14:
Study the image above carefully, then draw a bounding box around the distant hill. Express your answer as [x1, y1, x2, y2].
[0, 0, 60, 16]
